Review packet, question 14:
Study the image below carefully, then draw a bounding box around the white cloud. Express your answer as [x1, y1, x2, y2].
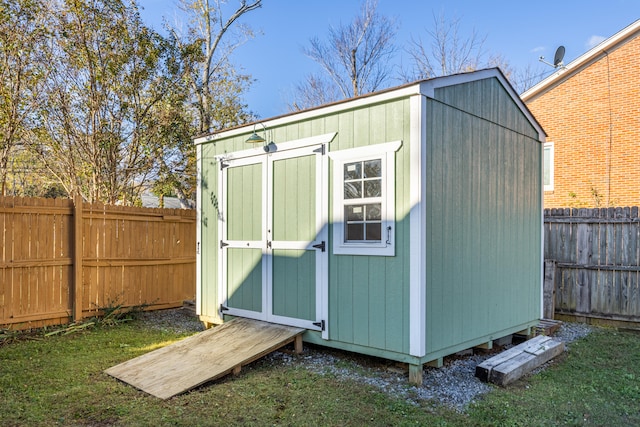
[586, 35, 606, 49]
[531, 46, 546, 53]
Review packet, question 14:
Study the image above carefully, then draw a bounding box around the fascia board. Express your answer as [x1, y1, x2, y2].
[522, 19, 640, 102]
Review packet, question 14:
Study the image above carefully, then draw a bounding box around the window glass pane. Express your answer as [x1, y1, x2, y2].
[344, 162, 361, 180]
[366, 223, 381, 241]
[543, 146, 551, 186]
[346, 223, 364, 241]
[344, 182, 361, 199]
[365, 203, 381, 220]
[364, 180, 381, 198]
[364, 159, 381, 178]
[345, 205, 364, 221]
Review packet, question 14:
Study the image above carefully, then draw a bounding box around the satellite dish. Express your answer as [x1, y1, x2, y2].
[539, 45, 566, 69]
[553, 46, 565, 67]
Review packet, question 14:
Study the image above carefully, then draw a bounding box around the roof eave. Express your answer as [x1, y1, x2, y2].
[195, 68, 545, 144]
[521, 19, 640, 102]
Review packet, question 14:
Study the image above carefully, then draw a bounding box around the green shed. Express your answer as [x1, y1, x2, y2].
[194, 68, 545, 383]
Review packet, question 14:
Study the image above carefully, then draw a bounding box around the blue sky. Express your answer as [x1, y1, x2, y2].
[137, 0, 640, 120]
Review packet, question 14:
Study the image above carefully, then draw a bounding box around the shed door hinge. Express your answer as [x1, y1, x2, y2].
[313, 144, 325, 155]
[312, 241, 326, 252]
[220, 304, 229, 312]
[220, 240, 229, 249]
[312, 320, 325, 331]
[220, 161, 229, 170]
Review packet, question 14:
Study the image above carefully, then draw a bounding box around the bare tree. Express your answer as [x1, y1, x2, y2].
[173, 0, 261, 134]
[405, 12, 488, 80]
[290, 74, 341, 112]
[154, 0, 261, 208]
[508, 63, 549, 94]
[405, 12, 547, 93]
[290, 0, 397, 111]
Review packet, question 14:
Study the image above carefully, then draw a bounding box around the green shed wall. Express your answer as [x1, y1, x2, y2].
[198, 98, 413, 356]
[326, 99, 411, 355]
[424, 79, 542, 356]
[198, 74, 543, 364]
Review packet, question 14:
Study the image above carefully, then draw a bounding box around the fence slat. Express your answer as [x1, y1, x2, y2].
[1, 196, 195, 330]
[546, 207, 640, 324]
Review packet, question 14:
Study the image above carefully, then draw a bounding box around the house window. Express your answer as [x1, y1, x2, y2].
[329, 140, 402, 256]
[544, 142, 554, 191]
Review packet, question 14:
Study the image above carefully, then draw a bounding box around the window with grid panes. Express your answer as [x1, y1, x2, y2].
[328, 140, 401, 256]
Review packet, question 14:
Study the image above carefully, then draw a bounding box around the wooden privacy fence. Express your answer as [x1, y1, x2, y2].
[545, 207, 640, 325]
[1, 196, 196, 330]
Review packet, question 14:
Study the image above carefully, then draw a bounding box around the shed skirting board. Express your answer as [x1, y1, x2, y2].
[302, 319, 539, 368]
[417, 320, 539, 365]
[302, 331, 423, 365]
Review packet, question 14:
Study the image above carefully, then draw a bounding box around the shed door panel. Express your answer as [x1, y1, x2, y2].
[220, 145, 326, 331]
[222, 158, 265, 318]
[269, 152, 318, 323]
[226, 248, 262, 313]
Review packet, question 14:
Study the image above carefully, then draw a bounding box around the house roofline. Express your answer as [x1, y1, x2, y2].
[195, 68, 545, 144]
[521, 19, 640, 102]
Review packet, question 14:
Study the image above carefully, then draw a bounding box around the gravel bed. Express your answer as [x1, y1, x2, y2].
[139, 307, 205, 334]
[140, 309, 594, 411]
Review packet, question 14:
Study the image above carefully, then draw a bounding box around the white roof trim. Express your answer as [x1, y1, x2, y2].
[195, 68, 543, 144]
[521, 19, 640, 102]
[194, 85, 422, 145]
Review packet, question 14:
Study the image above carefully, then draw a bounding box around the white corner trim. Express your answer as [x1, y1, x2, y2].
[195, 144, 203, 316]
[409, 94, 427, 357]
[540, 142, 545, 320]
[319, 148, 330, 340]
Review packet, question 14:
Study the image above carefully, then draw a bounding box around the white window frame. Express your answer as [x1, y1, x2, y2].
[328, 140, 402, 256]
[544, 142, 554, 192]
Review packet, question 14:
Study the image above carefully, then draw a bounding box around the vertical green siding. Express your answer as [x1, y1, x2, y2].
[424, 94, 542, 354]
[200, 97, 412, 356]
[327, 98, 411, 355]
[434, 77, 539, 139]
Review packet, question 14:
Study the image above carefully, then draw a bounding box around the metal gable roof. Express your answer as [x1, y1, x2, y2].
[521, 19, 640, 103]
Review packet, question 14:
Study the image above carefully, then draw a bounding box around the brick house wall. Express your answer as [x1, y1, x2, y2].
[525, 31, 640, 208]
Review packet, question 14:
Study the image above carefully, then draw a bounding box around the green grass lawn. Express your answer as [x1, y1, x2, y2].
[1, 319, 639, 426]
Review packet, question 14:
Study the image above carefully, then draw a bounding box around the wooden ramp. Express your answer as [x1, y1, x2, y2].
[105, 318, 304, 399]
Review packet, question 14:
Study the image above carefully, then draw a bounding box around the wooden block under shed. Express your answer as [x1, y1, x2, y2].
[475, 346, 523, 382]
[476, 335, 565, 386]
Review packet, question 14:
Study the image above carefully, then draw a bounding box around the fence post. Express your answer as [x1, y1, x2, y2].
[543, 259, 556, 319]
[73, 194, 83, 322]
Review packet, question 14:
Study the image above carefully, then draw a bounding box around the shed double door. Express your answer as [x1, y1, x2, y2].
[219, 144, 327, 332]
